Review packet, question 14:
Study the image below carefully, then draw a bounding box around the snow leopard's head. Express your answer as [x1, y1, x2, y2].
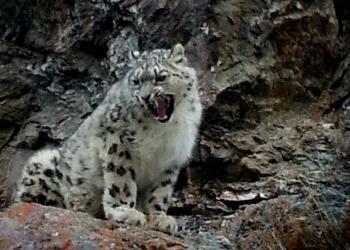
[126, 44, 197, 123]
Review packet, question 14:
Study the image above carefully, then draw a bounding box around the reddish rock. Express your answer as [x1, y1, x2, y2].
[0, 203, 186, 250]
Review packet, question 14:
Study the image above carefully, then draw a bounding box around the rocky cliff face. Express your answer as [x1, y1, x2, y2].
[0, 0, 349, 249]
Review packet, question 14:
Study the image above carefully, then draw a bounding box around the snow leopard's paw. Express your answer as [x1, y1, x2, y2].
[148, 212, 178, 235]
[106, 207, 147, 227]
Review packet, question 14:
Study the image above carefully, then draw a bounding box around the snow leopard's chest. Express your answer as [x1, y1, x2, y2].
[129, 107, 200, 188]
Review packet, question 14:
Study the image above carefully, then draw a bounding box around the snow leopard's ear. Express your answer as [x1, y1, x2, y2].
[169, 44, 185, 63]
[128, 50, 140, 65]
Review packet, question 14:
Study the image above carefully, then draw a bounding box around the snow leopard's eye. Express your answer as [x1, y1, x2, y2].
[155, 70, 168, 82]
[156, 75, 167, 82]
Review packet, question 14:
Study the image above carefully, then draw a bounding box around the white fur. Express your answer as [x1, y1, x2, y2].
[134, 91, 201, 188]
[148, 212, 178, 235]
[28, 149, 61, 167]
[105, 206, 147, 226]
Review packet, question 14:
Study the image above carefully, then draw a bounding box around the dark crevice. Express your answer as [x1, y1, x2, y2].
[63, 0, 75, 8]
[168, 204, 197, 216]
[0, 122, 20, 153]
[0, 85, 32, 103]
[333, 0, 350, 22]
[330, 91, 350, 111]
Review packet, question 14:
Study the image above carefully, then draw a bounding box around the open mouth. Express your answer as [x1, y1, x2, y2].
[147, 94, 175, 123]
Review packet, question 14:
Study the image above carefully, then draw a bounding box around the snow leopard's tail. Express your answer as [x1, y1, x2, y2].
[13, 149, 65, 207]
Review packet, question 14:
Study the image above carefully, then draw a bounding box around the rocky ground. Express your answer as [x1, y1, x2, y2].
[1, 0, 350, 249]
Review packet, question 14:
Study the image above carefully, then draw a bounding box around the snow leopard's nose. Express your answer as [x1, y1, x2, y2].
[147, 86, 164, 102]
[140, 69, 156, 82]
[142, 95, 151, 103]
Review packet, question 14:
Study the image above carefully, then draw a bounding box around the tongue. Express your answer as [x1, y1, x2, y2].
[155, 97, 167, 119]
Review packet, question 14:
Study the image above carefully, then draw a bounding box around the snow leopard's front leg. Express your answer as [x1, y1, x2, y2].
[145, 167, 180, 235]
[101, 142, 146, 227]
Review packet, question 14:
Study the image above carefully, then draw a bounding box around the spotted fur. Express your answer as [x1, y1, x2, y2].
[13, 44, 202, 235]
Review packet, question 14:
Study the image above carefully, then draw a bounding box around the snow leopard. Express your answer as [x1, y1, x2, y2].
[13, 44, 202, 235]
